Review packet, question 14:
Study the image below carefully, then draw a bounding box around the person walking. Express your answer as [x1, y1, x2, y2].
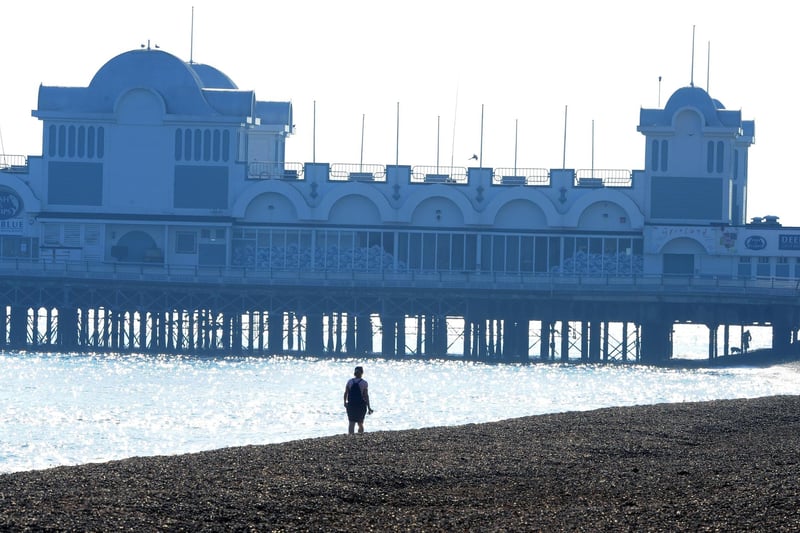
[344, 366, 373, 434]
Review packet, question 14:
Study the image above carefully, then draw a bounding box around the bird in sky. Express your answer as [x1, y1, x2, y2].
[469, 154, 478, 160]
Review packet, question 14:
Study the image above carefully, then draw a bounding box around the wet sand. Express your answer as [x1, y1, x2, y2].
[2, 395, 800, 531]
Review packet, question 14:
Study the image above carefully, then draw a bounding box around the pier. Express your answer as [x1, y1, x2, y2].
[2, 47, 800, 364]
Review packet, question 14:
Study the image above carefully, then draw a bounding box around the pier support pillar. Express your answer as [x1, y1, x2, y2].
[9, 306, 28, 349]
[560, 320, 570, 362]
[307, 312, 324, 355]
[268, 311, 284, 354]
[493, 319, 502, 359]
[58, 307, 79, 350]
[346, 314, 357, 353]
[501, 317, 517, 361]
[518, 319, 530, 361]
[140, 310, 149, 352]
[230, 313, 242, 354]
[722, 324, 730, 357]
[589, 321, 601, 361]
[621, 322, 629, 362]
[381, 315, 396, 357]
[539, 320, 552, 361]
[0, 305, 6, 348]
[356, 315, 371, 355]
[580, 322, 589, 361]
[396, 315, 406, 357]
[772, 317, 793, 355]
[640, 321, 673, 363]
[707, 324, 719, 360]
[462, 316, 472, 359]
[479, 319, 489, 360]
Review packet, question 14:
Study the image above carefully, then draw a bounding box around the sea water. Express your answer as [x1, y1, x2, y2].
[2, 344, 799, 474]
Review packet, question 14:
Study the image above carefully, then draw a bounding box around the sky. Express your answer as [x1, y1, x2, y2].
[1, 1, 797, 224]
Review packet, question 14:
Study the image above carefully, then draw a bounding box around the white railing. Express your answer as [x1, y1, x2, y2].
[574, 168, 633, 187]
[0, 154, 28, 171]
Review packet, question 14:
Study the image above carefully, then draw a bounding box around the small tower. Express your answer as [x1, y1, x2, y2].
[638, 86, 754, 226]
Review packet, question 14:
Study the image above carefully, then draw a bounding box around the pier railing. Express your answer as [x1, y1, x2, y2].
[0, 154, 28, 171]
[1, 259, 798, 299]
[6, 155, 634, 187]
[574, 169, 633, 187]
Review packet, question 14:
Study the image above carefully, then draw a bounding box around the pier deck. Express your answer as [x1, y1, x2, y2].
[2, 263, 797, 364]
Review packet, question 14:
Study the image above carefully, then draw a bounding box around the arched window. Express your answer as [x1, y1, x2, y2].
[193, 129, 202, 161]
[58, 125, 66, 157]
[87, 127, 96, 158]
[48, 125, 57, 157]
[706, 141, 714, 173]
[222, 130, 230, 162]
[203, 129, 211, 161]
[716, 141, 724, 173]
[650, 139, 659, 170]
[213, 130, 221, 161]
[97, 127, 105, 158]
[77, 126, 86, 158]
[660, 140, 668, 171]
[174, 129, 183, 160]
[67, 125, 76, 157]
[184, 128, 192, 160]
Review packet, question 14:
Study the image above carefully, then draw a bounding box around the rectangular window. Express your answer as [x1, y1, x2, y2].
[451, 234, 464, 271]
[63, 224, 81, 246]
[651, 176, 723, 220]
[43, 224, 60, 245]
[176, 231, 197, 254]
[408, 233, 421, 271]
[481, 235, 493, 272]
[174, 165, 228, 209]
[437, 233, 451, 271]
[534, 237, 548, 273]
[756, 257, 771, 277]
[562, 237, 575, 274]
[465, 234, 477, 271]
[737, 256, 752, 279]
[548, 237, 561, 272]
[422, 233, 436, 271]
[492, 235, 505, 272]
[520, 236, 533, 273]
[776, 257, 790, 278]
[506, 235, 519, 273]
[48, 161, 103, 206]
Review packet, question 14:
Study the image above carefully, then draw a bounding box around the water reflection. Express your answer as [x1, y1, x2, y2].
[1, 353, 798, 473]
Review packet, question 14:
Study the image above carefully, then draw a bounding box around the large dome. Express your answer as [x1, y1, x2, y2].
[86, 49, 215, 115]
[35, 47, 288, 128]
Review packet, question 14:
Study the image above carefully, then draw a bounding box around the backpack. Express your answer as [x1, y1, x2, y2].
[349, 379, 364, 406]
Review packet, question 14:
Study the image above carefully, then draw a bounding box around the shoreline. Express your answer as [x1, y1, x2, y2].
[2, 395, 800, 531]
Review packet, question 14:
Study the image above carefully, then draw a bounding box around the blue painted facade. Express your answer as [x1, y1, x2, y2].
[0, 47, 796, 280]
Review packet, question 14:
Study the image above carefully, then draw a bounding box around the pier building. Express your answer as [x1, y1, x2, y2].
[1, 47, 798, 363]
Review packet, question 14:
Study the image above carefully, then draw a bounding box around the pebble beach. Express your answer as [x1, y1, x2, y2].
[2, 395, 800, 531]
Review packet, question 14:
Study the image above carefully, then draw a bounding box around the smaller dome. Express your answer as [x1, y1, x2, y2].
[663, 86, 723, 127]
[189, 63, 238, 89]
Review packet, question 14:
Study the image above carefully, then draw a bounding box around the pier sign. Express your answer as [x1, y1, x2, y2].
[779, 234, 800, 251]
[0, 219, 23, 234]
[744, 235, 767, 251]
[0, 189, 22, 219]
[0, 188, 24, 234]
